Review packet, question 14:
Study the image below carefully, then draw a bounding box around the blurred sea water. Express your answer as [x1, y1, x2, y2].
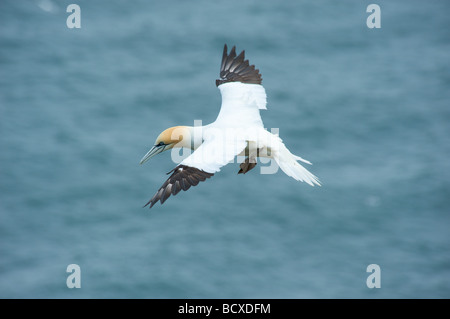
[0, 0, 449, 298]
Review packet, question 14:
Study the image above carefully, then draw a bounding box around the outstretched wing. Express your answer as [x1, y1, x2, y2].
[216, 44, 262, 86]
[144, 137, 247, 208]
[214, 44, 267, 128]
[143, 165, 214, 208]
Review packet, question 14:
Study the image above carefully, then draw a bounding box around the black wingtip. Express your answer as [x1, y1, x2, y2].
[143, 165, 215, 209]
[216, 44, 262, 87]
[143, 199, 154, 209]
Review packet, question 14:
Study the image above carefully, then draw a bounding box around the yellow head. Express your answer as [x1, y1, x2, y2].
[139, 126, 190, 164]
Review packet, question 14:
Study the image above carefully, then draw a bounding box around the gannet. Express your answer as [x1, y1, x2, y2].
[140, 44, 320, 208]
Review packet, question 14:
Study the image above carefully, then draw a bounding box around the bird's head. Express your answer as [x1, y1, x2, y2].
[139, 126, 190, 164]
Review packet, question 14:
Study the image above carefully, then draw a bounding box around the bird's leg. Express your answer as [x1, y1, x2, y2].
[238, 147, 259, 174]
[238, 158, 257, 174]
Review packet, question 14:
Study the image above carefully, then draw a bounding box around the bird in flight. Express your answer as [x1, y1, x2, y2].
[140, 44, 320, 208]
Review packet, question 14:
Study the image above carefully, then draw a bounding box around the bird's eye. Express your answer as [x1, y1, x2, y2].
[157, 142, 165, 147]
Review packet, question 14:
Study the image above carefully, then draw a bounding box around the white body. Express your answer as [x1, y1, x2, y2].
[181, 82, 320, 186]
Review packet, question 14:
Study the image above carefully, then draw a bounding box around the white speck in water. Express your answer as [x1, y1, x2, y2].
[37, 0, 57, 13]
[365, 195, 381, 207]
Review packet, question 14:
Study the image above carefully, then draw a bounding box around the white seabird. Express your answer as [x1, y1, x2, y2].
[140, 44, 320, 208]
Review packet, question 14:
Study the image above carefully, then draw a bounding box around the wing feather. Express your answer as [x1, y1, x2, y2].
[216, 44, 262, 86]
[144, 165, 214, 208]
[145, 137, 247, 208]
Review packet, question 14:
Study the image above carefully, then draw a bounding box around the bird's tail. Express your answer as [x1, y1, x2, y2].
[273, 143, 321, 186]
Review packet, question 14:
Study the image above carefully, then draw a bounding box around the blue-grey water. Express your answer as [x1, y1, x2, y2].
[1, 0, 449, 298]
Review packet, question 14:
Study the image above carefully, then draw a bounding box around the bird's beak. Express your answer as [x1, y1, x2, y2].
[139, 145, 166, 164]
